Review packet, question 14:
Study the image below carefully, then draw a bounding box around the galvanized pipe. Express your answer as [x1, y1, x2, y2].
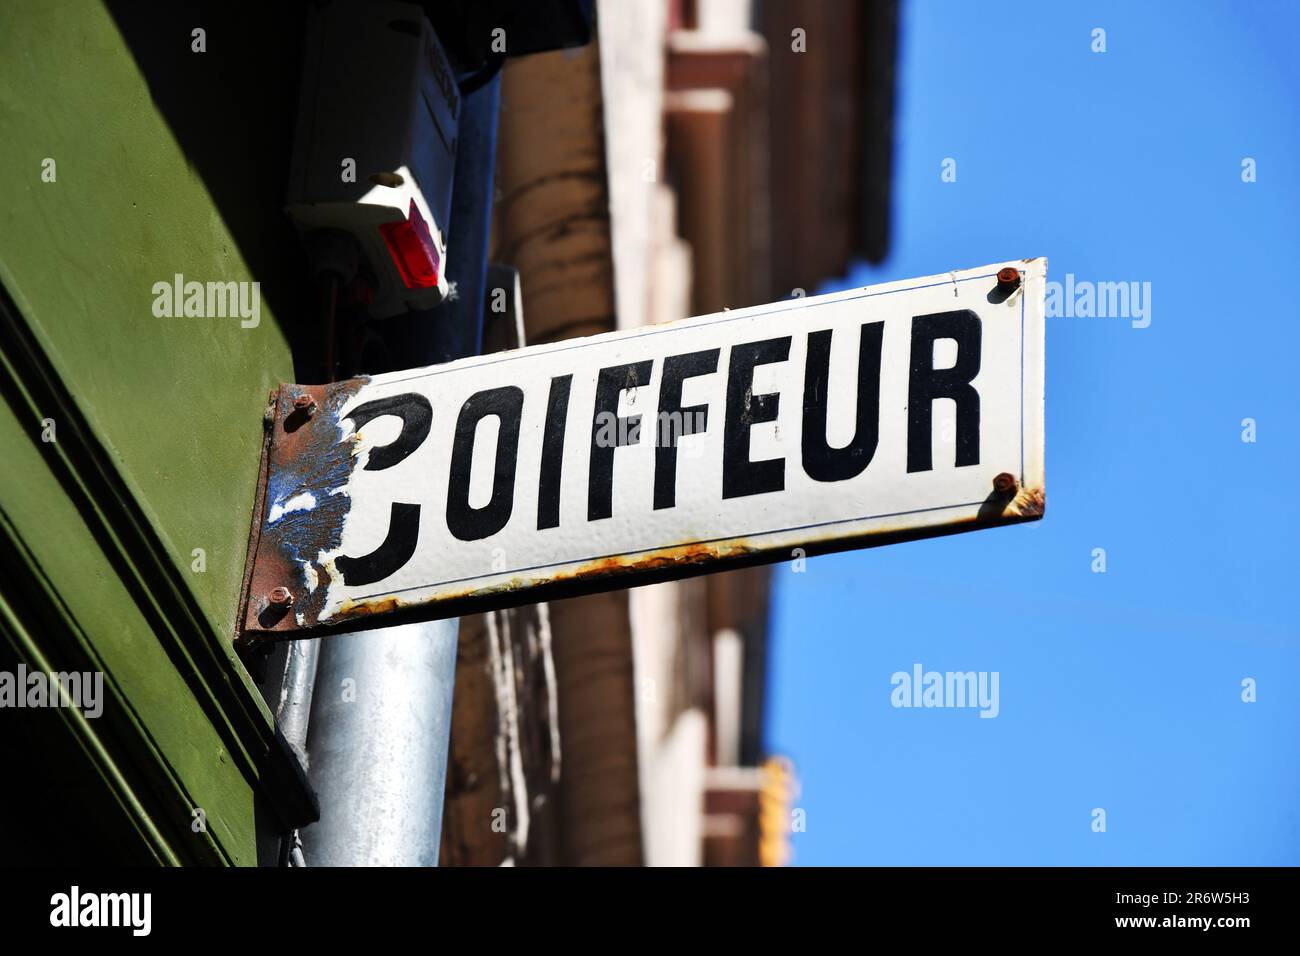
[300, 621, 459, 866]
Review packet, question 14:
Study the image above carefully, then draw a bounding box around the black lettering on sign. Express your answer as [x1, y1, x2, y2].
[654, 348, 719, 510]
[723, 336, 791, 499]
[446, 386, 525, 541]
[537, 374, 572, 530]
[802, 323, 884, 482]
[344, 393, 432, 471]
[335, 503, 422, 586]
[907, 310, 982, 473]
[588, 360, 653, 521]
[335, 392, 432, 586]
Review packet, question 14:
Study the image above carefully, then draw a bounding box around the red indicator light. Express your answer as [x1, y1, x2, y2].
[379, 199, 441, 289]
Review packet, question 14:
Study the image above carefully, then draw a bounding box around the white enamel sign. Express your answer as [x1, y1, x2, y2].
[242, 258, 1046, 637]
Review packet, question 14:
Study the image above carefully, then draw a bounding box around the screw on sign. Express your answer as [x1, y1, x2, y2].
[239, 259, 1047, 639]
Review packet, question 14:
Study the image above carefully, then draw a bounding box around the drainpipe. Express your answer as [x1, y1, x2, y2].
[298, 68, 500, 867]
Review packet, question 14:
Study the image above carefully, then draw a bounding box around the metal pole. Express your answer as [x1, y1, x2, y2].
[296, 68, 501, 866]
[300, 621, 459, 866]
[275, 638, 320, 764]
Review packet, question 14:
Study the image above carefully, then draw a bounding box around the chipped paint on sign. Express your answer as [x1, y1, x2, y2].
[241, 259, 1047, 639]
[268, 491, 318, 524]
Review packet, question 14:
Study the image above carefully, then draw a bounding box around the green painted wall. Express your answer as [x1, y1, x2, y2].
[0, 406, 251, 863]
[0, 0, 294, 638]
[0, 0, 315, 864]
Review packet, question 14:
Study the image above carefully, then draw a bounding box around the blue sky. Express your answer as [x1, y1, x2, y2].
[766, 0, 1300, 865]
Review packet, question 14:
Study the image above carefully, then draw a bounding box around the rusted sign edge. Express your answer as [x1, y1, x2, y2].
[239, 476, 1043, 644]
[234, 388, 280, 651]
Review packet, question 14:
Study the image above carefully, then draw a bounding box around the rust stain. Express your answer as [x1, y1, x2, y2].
[977, 480, 1046, 523]
[1002, 485, 1045, 519]
[242, 376, 370, 639]
[327, 540, 756, 628]
[335, 594, 404, 620]
[562, 539, 749, 580]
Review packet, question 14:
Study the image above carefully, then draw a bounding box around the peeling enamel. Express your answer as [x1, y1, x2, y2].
[268, 491, 318, 524]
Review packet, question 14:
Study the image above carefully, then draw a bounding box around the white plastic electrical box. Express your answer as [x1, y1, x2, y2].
[287, 0, 459, 317]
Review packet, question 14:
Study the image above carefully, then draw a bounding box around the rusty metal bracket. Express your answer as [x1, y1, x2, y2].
[237, 378, 368, 645]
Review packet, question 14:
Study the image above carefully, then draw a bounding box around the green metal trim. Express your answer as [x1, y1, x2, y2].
[0, 509, 194, 866]
[0, 282, 318, 837]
